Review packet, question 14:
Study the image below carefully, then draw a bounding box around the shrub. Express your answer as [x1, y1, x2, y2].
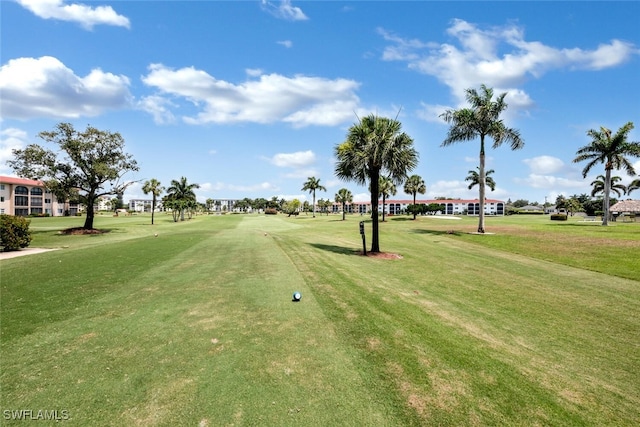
[550, 214, 568, 221]
[265, 208, 278, 215]
[0, 214, 33, 251]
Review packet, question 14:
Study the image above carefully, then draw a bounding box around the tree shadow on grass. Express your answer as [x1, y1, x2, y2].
[389, 217, 413, 222]
[409, 229, 462, 236]
[309, 243, 359, 255]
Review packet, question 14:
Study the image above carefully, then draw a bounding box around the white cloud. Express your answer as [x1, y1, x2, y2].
[283, 169, 319, 180]
[381, 19, 638, 111]
[17, 0, 130, 30]
[137, 95, 176, 125]
[0, 128, 28, 174]
[261, 0, 308, 21]
[277, 40, 293, 48]
[513, 174, 585, 190]
[352, 192, 370, 203]
[245, 68, 263, 77]
[523, 155, 566, 174]
[269, 150, 316, 168]
[0, 56, 132, 119]
[141, 64, 360, 127]
[416, 102, 449, 123]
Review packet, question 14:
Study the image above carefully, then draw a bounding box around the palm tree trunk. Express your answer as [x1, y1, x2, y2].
[370, 169, 380, 253]
[312, 191, 316, 218]
[478, 136, 486, 233]
[412, 193, 417, 220]
[151, 196, 156, 225]
[382, 194, 386, 222]
[603, 167, 611, 226]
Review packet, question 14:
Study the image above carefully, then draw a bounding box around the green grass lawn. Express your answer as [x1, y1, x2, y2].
[1, 212, 639, 425]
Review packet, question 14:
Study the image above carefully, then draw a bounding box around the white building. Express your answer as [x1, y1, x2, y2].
[328, 198, 505, 216]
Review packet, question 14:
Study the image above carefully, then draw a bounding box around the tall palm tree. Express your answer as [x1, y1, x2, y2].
[466, 167, 496, 191]
[573, 122, 639, 225]
[590, 175, 626, 198]
[301, 177, 326, 218]
[378, 176, 397, 222]
[403, 174, 426, 220]
[166, 176, 200, 221]
[335, 114, 418, 253]
[440, 85, 524, 233]
[335, 188, 353, 221]
[142, 178, 164, 225]
[627, 178, 640, 196]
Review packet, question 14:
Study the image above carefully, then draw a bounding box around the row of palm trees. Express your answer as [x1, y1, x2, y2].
[142, 176, 199, 224]
[142, 85, 638, 253]
[332, 84, 638, 251]
[590, 175, 640, 198]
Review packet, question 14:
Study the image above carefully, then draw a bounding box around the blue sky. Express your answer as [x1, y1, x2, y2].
[1, 0, 639, 205]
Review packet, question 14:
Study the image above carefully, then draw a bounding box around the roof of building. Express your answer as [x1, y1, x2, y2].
[0, 175, 44, 186]
[352, 198, 505, 205]
[610, 200, 640, 213]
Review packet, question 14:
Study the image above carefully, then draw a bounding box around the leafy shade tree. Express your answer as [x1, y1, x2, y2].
[403, 175, 426, 220]
[283, 199, 301, 217]
[378, 176, 397, 222]
[466, 167, 496, 191]
[573, 122, 640, 225]
[628, 178, 640, 196]
[335, 188, 353, 220]
[440, 85, 524, 233]
[166, 177, 199, 222]
[142, 179, 164, 225]
[590, 175, 626, 198]
[565, 196, 584, 216]
[335, 114, 418, 253]
[301, 177, 326, 218]
[8, 123, 138, 230]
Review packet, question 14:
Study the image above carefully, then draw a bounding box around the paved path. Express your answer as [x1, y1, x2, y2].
[0, 248, 59, 260]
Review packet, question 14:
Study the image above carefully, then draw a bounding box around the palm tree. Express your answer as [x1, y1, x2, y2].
[440, 85, 524, 233]
[590, 175, 626, 198]
[378, 176, 397, 222]
[301, 177, 326, 218]
[142, 178, 164, 225]
[573, 122, 639, 225]
[466, 167, 496, 191]
[403, 174, 426, 220]
[335, 114, 418, 253]
[335, 188, 353, 221]
[166, 176, 200, 221]
[627, 178, 640, 196]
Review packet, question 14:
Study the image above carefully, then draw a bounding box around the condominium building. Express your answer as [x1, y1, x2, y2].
[330, 198, 505, 216]
[0, 175, 78, 216]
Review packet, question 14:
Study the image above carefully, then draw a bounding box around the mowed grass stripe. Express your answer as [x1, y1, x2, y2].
[1, 215, 407, 426]
[273, 216, 640, 425]
[2, 213, 639, 425]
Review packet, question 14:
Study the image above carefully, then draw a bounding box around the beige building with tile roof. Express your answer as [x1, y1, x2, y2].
[610, 200, 640, 214]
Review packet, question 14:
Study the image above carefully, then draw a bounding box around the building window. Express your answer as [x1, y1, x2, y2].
[15, 208, 29, 216]
[15, 186, 28, 195]
[0, 184, 4, 190]
[31, 197, 43, 207]
[15, 195, 29, 206]
[30, 208, 43, 215]
[30, 187, 43, 195]
[0, 196, 4, 202]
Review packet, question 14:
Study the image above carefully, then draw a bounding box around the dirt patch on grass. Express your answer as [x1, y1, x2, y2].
[357, 251, 403, 259]
[58, 227, 109, 235]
